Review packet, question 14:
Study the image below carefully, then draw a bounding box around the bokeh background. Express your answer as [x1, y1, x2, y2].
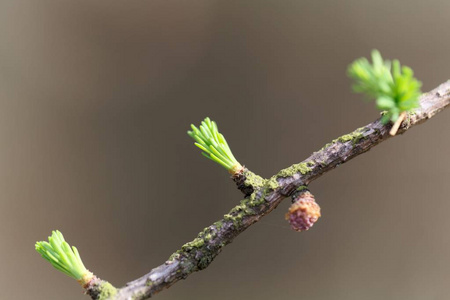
[1, 1, 450, 299]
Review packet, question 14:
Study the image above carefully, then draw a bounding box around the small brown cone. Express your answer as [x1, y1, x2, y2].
[285, 191, 321, 232]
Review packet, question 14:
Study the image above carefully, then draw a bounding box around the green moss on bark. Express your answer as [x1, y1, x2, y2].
[242, 170, 266, 189]
[320, 127, 367, 151]
[97, 282, 117, 300]
[277, 161, 314, 178]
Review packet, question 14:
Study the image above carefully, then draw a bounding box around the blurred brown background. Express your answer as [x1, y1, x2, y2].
[1, 1, 450, 299]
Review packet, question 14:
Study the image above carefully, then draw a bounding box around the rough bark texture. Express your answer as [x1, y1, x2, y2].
[102, 81, 450, 300]
[85, 277, 118, 300]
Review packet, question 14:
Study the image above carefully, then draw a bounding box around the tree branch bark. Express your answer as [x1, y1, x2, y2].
[89, 80, 450, 300]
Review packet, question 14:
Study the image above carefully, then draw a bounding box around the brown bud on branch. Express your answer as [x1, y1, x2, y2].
[285, 190, 321, 232]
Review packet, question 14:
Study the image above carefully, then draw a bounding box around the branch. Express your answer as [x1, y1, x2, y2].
[92, 80, 450, 300]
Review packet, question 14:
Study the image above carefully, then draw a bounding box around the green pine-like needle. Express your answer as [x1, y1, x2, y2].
[348, 50, 422, 124]
[35, 230, 90, 281]
[188, 117, 242, 174]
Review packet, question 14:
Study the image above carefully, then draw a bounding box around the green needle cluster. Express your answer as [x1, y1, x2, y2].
[35, 230, 91, 282]
[188, 117, 243, 174]
[348, 50, 422, 124]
